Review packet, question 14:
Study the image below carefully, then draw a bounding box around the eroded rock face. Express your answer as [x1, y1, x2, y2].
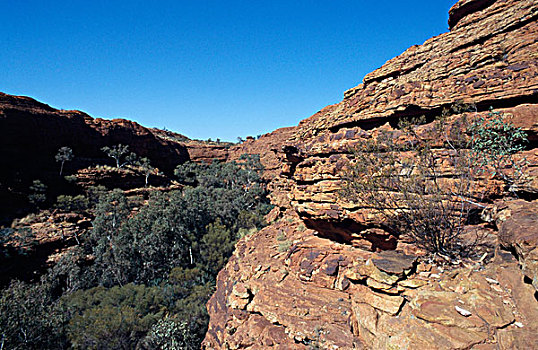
[297, 0, 537, 137]
[0, 92, 191, 204]
[497, 199, 538, 292]
[74, 166, 170, 190]
[0, 93, 191, 178]
[448, 0, 497, 30]
[204, 217, 538, 349]
[277, 0, 538, 232]
[204, 0, 538, 348]
[286, 105, 538, 236]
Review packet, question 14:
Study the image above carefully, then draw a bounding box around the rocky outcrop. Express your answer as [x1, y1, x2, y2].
[282, 0, 538, 232]
[74, 166, 170, 190]
[448, 0, 497, 30]
[285, 105, 538, 236]
[0, 92, 190, 219]
[204, 0, 538, 348]
[229, 127, 298, 208]
[497, 199, 538, 292]
[1, 210, 92, 286]
[185, 142, 230, 163]
[296, 0, 537, 138]
[204, 215, 538, 349]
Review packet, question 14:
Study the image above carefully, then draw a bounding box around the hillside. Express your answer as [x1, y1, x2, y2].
[0, 93, 240, 223]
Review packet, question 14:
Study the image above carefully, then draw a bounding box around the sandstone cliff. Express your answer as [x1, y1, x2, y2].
[203, 0, 538, 348]
[0, 93, 237, 222]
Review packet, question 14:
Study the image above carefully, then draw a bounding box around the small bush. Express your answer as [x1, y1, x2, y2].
[340, 108, 527, 256]
[55, 195, 89, 212]
[64, 175, 78, 183]
[140, 318, 198, 350]
[63, 283, 165, 349]
[468, 108, 528, 189]
[0, 227, 36, 258]
[278, 240, 292, 253]
[0, 279, 68, 349]
[28, 179, 47, 207]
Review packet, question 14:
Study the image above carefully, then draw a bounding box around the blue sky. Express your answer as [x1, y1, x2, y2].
[1, 1, 457, 141]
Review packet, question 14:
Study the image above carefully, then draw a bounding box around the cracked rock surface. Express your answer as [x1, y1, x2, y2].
[203, 0, 538, 348]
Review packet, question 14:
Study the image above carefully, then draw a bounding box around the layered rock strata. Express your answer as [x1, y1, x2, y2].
[204, 216, 538, 349]
[204, 0, 538, 348]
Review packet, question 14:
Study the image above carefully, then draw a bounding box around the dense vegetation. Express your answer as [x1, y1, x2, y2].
[0, 154, 270, 349]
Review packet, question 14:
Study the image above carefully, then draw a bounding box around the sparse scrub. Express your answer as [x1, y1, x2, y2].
[64, 175, 78, 183]
[28, 179, 47, 207]
[278, 240, 292, 253]
[340, 107, 527, 256]
[468, 108, 528, 191]
[138, 157, 155, 186]
[140, 317, 198, 350]
[0, 227, 36, 258]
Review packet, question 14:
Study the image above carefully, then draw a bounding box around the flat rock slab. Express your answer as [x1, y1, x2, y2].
[372, 250, 418, 275]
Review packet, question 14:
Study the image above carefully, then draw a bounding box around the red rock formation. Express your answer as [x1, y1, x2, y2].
[0, 93, 190, 192]
[448, 0, 497, 30]
[204, 0, 538, 348]
[74, 166, 170, 190]
[184, 141, 230, 163]
[296, 0, 537, 137]
[0, 93, 234, 221]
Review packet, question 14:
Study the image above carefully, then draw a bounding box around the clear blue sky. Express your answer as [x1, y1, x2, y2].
[1, 0, 457, 141]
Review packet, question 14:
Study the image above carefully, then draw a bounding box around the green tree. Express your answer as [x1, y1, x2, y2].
[174, 161, 201, 186]
[120, 191, 192, 284]
[0, 227, 36, 259]
[101, 144, 138, 168]
[201, 218, 235, 276]
[29, 153, 272, 349]
[161, 267, 214, 345]
[55, 194, 89, 212]
[87, 189, 132, 286]
[28, 179, 47, 207]
[468, 109, 528, 190]
[63, 283, 165, 350]
[140, 318, 198, 350]
[139, 157, 155, 187]
[55, 146, 74, 176]
[0, 279, 68, 350]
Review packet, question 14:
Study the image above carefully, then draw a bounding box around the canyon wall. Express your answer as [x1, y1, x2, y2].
[203, 0, 538, 349]
[0, 93, 235, 221]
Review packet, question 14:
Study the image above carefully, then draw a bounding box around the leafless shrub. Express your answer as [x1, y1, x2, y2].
[340, 111, 486, 256]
